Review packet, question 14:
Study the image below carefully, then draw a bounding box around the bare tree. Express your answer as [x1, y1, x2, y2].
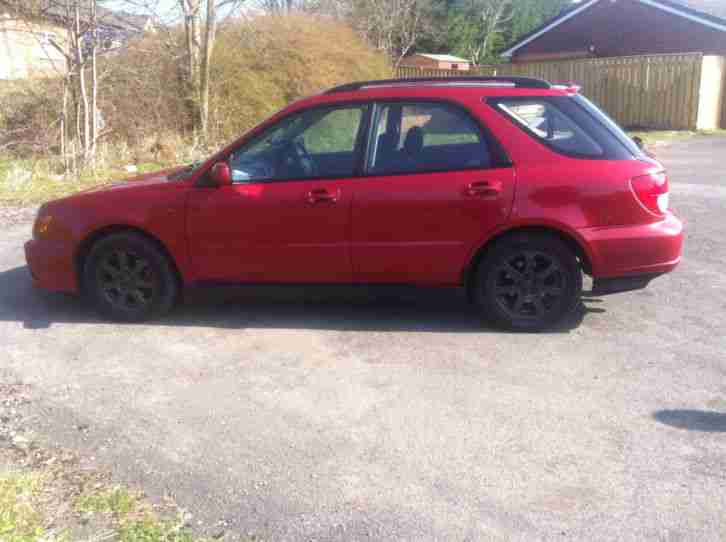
[174, 0, 246, 138]
[0, 0, 106, 168]
[452, 0, 513, 65]
[348, 0, 435, 68]
[257, 0, 295, 13]
[108, 0, 244, 139]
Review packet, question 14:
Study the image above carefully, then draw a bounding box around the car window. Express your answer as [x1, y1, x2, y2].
[495, 99, 604, 157]
[302, 108, 362, 154]
[368, 102, 491, 175]
[228, 105, 365, 183]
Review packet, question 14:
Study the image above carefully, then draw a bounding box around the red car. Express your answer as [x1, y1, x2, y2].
[25, 76, 683, 330]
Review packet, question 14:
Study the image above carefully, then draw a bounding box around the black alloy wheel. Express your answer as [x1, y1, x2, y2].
[476, 233, 582, 331]
[96, 249, 158, 312]
[83, 232, 179, 321]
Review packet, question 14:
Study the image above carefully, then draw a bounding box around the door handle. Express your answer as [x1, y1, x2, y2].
[464, 181, 502, 198]
[307, 188, 338, 204]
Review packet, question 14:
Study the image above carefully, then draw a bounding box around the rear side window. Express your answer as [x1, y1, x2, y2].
[490, 96, 638, 160]
[367, 102, 492, 175]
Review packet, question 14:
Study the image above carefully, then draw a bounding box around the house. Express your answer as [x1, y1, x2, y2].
[499, 0, 726, 130]
[0, 3, 153, 80]
[400, 53, 472, 71]
[502, 0, 726, 62]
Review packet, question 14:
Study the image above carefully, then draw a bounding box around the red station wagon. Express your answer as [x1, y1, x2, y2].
[25, 77, 684, 331]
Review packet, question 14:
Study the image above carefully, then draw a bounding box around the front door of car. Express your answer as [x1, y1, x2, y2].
[351, 101, 516, 285]
[186, 104, 370, 283]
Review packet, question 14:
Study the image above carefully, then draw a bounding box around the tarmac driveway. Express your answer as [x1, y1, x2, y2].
[2, 137, 726, 541]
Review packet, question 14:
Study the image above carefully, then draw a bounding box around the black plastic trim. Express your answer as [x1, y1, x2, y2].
[326, 76, 551, 94]
[591, 273, 662, 296]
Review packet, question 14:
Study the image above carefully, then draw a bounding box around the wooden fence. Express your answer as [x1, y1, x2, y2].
[396, 53, 706, 130]
[396, 65, 497, 79]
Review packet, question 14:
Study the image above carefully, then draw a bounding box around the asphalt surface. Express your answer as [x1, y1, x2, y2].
[2, 137, 726, 541]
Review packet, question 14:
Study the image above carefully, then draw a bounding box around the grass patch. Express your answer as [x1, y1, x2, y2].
[74, 485, 211, 542]
[0, 157, 174, 206]
[0, 471, 48, 542]
[76, 485, 139, 517]
[628, 129, 726, 145]
[0, 463, 225, 542]
[118, 516, 197, 542]
[629, 130, 697, 144]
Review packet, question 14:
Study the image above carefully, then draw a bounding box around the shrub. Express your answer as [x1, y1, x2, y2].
[98, 32, 193, 148]
[0, 14, 391, 163]
[0, 79, 62, 157]
[208, 14, 392, 142]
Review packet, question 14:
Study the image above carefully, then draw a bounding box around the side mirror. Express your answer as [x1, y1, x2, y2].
[210, 162, 232, 186]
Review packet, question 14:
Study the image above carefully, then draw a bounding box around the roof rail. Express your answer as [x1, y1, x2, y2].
[325, 76, 551, 94]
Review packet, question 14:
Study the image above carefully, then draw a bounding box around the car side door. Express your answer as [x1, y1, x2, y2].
[186, 103, 370, 283]
[351, 100, 516, 285]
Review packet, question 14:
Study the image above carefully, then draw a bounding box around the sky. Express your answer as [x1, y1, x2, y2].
[105, 0, 247, 22]
[105, 0, 180, 18]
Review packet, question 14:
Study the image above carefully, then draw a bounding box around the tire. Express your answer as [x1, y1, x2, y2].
[474, 233, 582, 332]
[82, 232, 179, 322]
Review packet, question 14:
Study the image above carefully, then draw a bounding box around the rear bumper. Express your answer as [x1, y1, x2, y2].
[579, 211, 683, 279]
[24, 239, 79, 294]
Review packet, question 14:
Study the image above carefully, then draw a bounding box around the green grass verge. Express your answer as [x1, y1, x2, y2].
[628, 128, 726, 145]
[0, 471, 47, 542]
[76, 486, 139, 517]
[0, 158, 172, 206]
[0, 468, 224, 542]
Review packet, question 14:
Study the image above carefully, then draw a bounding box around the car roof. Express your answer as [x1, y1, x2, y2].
[292, 77, 578, 110]
[325, 76, 552, 93]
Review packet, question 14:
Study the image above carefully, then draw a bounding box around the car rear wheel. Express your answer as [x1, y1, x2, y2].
[83, 232, 178, 322]
[475, 233, 582, 331]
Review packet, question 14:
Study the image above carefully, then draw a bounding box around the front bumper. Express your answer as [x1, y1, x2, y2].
[580, 211, 684, 279]
[24, 239, 79, 294]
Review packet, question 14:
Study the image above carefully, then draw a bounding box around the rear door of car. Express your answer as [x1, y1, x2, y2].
[351, 99, 516, 285]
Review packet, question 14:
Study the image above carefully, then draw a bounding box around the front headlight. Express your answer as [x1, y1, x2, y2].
[33, 214, 54, 239]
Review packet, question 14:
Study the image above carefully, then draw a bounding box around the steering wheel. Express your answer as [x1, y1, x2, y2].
[294, 139, 317, 177]
[281, 139, 317, 178]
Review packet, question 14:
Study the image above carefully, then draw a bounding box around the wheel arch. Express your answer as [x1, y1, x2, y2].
[74, 225, 183, 293]
[462, 224, 593, 297]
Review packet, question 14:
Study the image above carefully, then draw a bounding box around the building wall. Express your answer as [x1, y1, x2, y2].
[0, 16, 66, 79]
[512, 0, 726, 62]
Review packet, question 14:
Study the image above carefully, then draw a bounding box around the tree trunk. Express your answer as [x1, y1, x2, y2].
[74, 3, 90, 160]
[90, 0, 98, 162]
[181, 0, 203, 137]
[61, 77, 68, 173]
[199, 0, 217, 137]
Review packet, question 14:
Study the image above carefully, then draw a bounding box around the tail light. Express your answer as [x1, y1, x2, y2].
[630, 171, 669, 216]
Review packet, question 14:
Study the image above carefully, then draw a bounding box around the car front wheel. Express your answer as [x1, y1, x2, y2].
[475, 233, 583, 331]
[83, 232, 179, 322]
